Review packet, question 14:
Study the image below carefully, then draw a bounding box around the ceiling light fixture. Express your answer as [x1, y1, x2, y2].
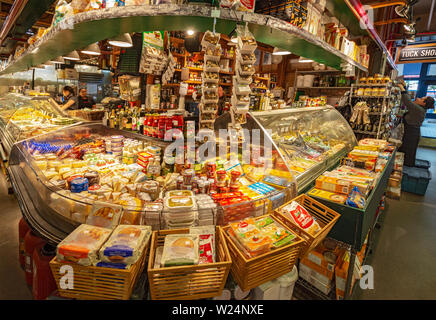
[49, 56, 65, 64]
[108, 33, 133, 48]
[62, 50, 80, 61]
[81, 43, 101, 55]
[187, 29, 195, 36]
[273, 47, 291, 56]
[299, 58, 314, 63]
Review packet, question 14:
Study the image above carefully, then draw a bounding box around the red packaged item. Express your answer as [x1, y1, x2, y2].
[281, 201, 321, 237]
[32, 244, 57, 300]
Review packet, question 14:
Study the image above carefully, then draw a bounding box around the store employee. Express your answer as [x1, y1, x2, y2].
[78, 88, 96, 109]
[398, 80, 435, 167]
[60, 86, 77, 111]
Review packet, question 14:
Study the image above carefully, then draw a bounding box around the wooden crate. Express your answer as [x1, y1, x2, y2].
[222, 212, 305, 291]
[148, 226, 231, 300]
[49, 242, 149, 300]
[275, 194, 341, 258]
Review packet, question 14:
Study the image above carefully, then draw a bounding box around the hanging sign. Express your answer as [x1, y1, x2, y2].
[396, 43, 436, 64]
[143, 31, 164, 50]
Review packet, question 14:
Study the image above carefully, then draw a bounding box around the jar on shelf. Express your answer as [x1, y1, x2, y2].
[359, 77, 367, 84]
[364, 87, 373, 96]
[366, 77, 375, 84]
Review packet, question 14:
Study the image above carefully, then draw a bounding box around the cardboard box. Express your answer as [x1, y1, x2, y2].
[299, 264, 333, 295]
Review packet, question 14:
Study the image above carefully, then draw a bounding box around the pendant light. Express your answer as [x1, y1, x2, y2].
[49, 56, 65, 64]
[108, 33, 133, 48]
[62, 50, 80, 61]
[273, 47, 291, 55]
[81, 43, 101, 55]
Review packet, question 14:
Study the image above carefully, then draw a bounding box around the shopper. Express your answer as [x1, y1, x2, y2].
[398, 81, 435, 167]
[78, 88, 96, 109]
[60, 86, 77, 111]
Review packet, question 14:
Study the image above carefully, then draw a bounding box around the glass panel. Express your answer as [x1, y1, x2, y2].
[426, 84, 436, 99]
[427, 64, 436, 76]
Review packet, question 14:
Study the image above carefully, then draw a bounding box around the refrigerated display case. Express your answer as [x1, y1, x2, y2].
[8, 121, 296, 244]
[216, 106, 357, 193]
[0, 93, 78, 155]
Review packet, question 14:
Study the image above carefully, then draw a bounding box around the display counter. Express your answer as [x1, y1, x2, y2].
[0, 93, 78, 155]
[215, 107, 357, 193]
[7, 121, 297, 244]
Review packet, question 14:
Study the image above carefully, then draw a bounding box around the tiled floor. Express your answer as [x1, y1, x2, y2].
[0, 148, 435, 300]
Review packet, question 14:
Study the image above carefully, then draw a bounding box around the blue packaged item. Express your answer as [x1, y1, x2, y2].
[346, 186, 366, 209]
[70, 177, 89, 193]
[96, 262, 129, 270]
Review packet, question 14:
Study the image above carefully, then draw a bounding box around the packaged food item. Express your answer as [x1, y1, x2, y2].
[56, 224, 112, 266]
[255, 216, 296, 248]
[346, 186, 366, 209]
[99, 225, 152, 266]
[315, 176, 351, 195]
[307, 188, 348, 204]
[280, 201, 321, 236]
[229, 218, 271, 257]
[86, 202, 122, 229]
[190, 226, 215, 264]
[161, 234, 199, 267]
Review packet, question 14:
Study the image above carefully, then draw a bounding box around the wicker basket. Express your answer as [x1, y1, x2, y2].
[222, 212, 305, 291]
[49, 242, 149, 300]
[275, 194, 341, 258]
[148, 226, 231, 300]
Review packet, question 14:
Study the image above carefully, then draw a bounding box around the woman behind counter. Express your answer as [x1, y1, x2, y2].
[60, 86, 77, 111]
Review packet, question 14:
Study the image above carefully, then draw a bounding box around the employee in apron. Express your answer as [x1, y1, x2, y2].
[60, 86, 77, 111]
[398, 81, 435, 167]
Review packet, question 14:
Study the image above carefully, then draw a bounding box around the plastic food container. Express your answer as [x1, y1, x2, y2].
[165, 196, 195, 212]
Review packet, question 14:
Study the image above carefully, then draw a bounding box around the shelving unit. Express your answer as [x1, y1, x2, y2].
[348, 83, 401, 140]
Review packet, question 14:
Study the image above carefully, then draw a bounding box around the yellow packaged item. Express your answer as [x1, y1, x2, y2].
[307, 188, 348, 204]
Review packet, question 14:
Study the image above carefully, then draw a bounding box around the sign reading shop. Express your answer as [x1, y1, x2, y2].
[396, 43, 436, 64]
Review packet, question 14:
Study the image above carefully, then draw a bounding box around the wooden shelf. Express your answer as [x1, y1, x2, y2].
[163, 83, 180, 87]
[187, 66, 203, 71]
[297, 87, 352, 89]
[219, 83, 232, 86]
[170, 37, 185, 44]
[220, 70, 234, 75]
[172, 52, 186, 58]
[185, 80, 202, 84]
[254, 76, 270, 81]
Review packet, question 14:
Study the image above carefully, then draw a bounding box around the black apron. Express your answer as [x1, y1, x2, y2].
[399, 121, 421, 167]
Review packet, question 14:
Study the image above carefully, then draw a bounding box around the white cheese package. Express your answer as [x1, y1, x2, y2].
[86, 202, 123, 229]
[161, 234, 199, 267]
[98, 225, 152, 267]
[56, 224, 112, 266]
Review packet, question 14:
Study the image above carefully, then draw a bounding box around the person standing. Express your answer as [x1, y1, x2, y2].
[59, 86, 77, 111]
[78, 88, 96, 109]
[398, 81, 435, 167]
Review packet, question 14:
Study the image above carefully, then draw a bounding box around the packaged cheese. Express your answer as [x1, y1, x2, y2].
[161, 234, 199, 267]
[315, 176, 351, 195]
[99, 225, 152, 266]
[86, 202, 122, 229]
[307, 188, 348, 204]
[56, 224, 112, 266]
[279, 201, 321, 236]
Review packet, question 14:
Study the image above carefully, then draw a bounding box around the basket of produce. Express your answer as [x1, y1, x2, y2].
[222, 212, 305, 291]
[148, 226, 231, 300]
[275, 194, 341, 258]
[50, 224, 151, 300]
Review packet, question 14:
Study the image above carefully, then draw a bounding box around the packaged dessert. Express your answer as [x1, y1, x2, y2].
[161, 234, 199, 267]
[86, 202, 122, 229]
[280, 201, 321, 236]
[56, 224, 112, 266]
[99, 225, 152, 266]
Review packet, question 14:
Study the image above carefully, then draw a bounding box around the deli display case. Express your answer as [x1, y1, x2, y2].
[0, 93, 78, 155]
[216, 106, 357, 193]
[8, 122, 296, 244]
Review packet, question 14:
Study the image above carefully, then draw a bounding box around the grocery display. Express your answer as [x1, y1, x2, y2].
[0, 0, 418, 303]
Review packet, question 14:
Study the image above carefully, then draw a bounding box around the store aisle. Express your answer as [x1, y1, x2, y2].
[0, 173, 32, 300]
[354, 147, 436, 300]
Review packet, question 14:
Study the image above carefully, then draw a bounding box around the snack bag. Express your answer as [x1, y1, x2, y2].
[346, 186, 366, 209]
[161, 234, 199, 267]
[281, 201, 321, 236]
[57, 224, 112, 266]
[99, 225, 152, 265]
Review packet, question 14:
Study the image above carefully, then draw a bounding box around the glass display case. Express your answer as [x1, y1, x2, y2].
[0, 93, 77, 153]
[8, 122, 295, 244]
[215, 107, 357, 193]
[250, 107, 357, 192]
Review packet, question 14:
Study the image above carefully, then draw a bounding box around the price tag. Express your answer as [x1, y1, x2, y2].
[211, 8, 221, 18]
